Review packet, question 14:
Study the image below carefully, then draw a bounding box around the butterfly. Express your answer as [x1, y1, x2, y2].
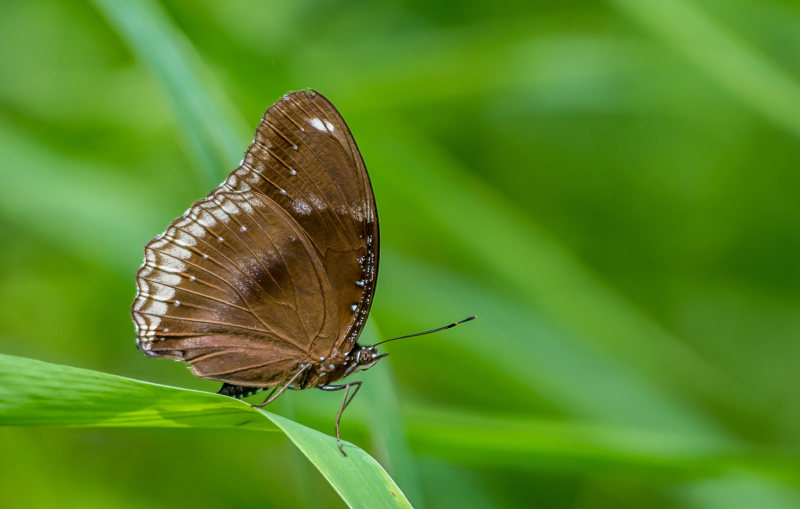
[132, 89, 474, 455]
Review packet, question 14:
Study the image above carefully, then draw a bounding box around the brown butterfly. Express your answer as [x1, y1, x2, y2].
[132, 89, 473, 455]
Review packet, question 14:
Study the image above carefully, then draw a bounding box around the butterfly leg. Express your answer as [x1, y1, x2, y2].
[259, 386, 278, 401]
[252, 363, 310, 408]
[297, 365, 312, 390]
[319, 381, 363, 456]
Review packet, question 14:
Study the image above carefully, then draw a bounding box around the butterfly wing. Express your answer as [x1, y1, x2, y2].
[132, 90, 379, 386]
[133, 191, 336, 385]
[220, 90, 379, 358]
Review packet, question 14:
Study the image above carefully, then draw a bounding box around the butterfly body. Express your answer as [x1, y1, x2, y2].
[218, 341, 386, 395]
[299, 343, 388, 388]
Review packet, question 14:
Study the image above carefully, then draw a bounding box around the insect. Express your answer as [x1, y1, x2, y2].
[132, 89, 473, 455]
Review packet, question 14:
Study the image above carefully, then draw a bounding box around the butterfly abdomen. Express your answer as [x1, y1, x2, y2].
[217, 383, 264, 399]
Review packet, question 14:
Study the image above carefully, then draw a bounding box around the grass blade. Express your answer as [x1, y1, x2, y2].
[0, 353, 411, 509]
[268, 411, 413, 509]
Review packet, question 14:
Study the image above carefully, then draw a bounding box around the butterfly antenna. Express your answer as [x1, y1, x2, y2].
[372, 316, 476, 347]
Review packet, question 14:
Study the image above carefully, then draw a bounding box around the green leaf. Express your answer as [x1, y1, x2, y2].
[0, 354, 411, 509]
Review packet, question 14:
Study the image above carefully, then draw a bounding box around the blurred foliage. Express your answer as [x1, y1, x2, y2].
[1, 0, 799, 508]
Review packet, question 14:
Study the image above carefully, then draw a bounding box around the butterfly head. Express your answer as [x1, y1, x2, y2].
[354, 345, 388, 372]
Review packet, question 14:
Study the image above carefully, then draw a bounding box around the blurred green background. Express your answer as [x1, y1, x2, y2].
[1, 0, 799, 507]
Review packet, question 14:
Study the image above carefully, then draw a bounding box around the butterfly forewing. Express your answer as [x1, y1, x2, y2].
[132, 90, 379, 388]
[221, 91, 378, 356]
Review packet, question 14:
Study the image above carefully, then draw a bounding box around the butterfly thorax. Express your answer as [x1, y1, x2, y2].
[294, 344, 387, 389]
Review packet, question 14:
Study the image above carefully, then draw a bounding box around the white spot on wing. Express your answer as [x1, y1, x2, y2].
[153, 284, 176, 302]
[172, 228, 197, 247]
[184, 222, 205, 238]
[249, 194, 264, 207]
[196, 210, 217, 228]
[220, 199, 239, 215]
[293, 199, 311, 215]
[309, 118, 325, 131]
[147, 301, 168, 316]
[309, 194, 326, 210]
[351, 203, 364, 222]
[165, 245, 191, 260]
